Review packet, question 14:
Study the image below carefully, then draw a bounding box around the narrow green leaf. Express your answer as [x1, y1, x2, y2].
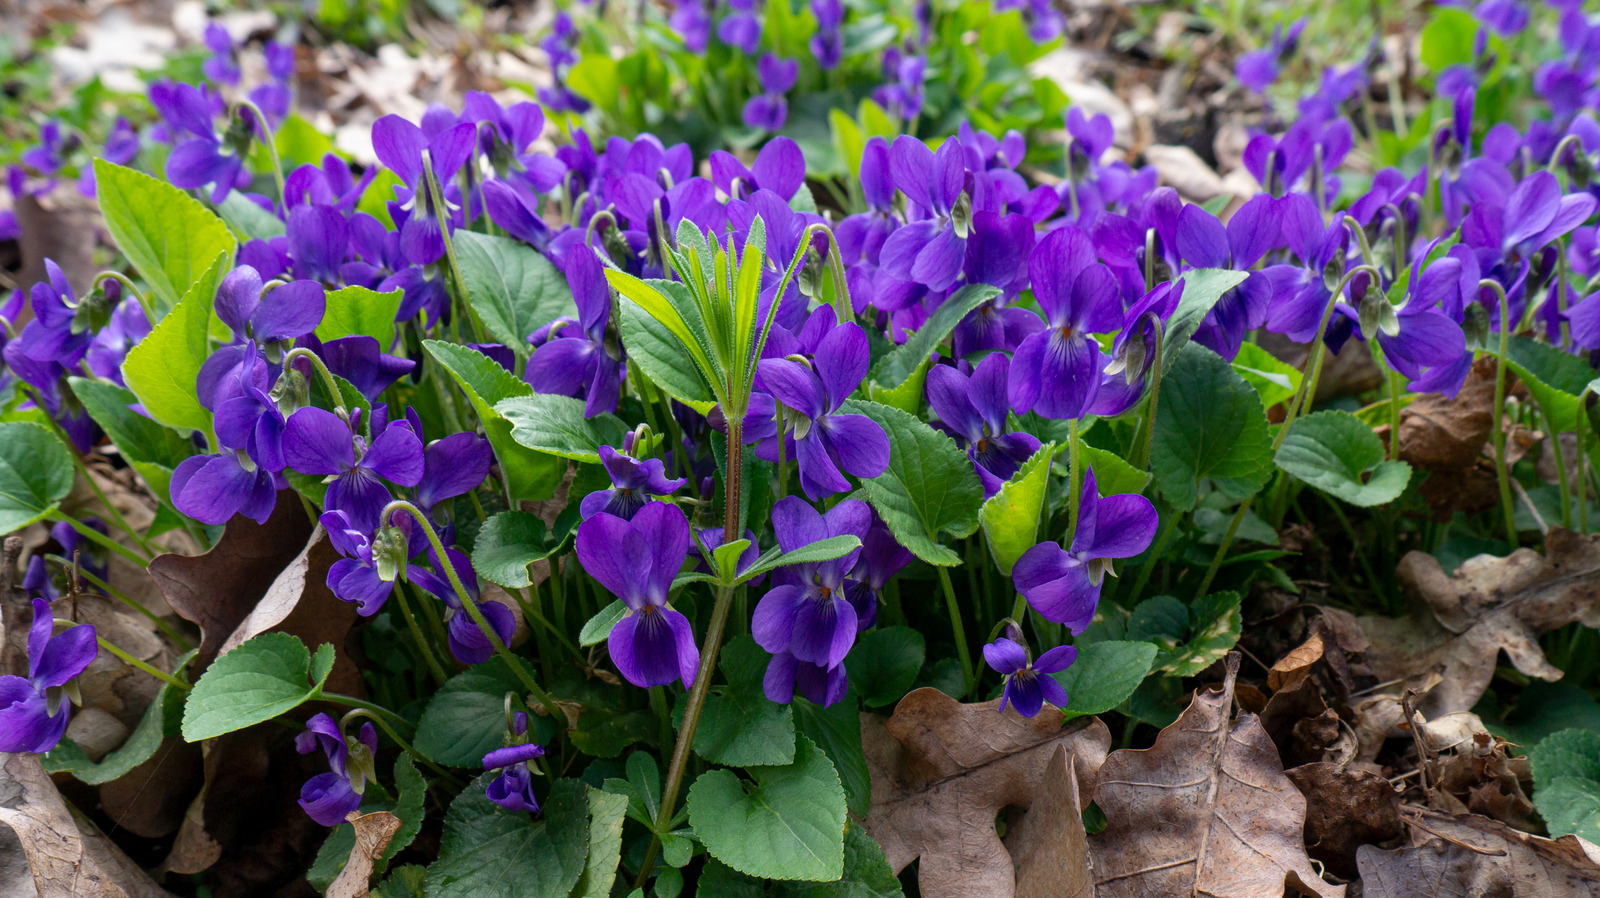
[0, 422, 75, 536]
[181, 634, 335, 741]
[94, 160, 236, 316]
[607, 269, 719, 391]
[1275, 410, 1412, 507]
[843, 399, 984, 566]
[744, 535, 863, 581]
[571, 787, 629, 898]
[122, 253, 228, 439]
[455, 231, 577, 359]
[687, 734, 847, 882]
[316, 285, 404, 348]
[979, 442, 1054, 576]
[580, 601, 629, 647]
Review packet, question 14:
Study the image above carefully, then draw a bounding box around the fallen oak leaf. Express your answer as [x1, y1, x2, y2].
[0, 753, 176, 898]
[861, 687, 1110, 898]
[1358, 528, 1600, 721]
[1284, 762, 1402, 879]
[1005, 745, 1092, 898]
[1088, 654, 1345, 898]
[327, 811, 402, 898]
[1358, 807, 1600, 897]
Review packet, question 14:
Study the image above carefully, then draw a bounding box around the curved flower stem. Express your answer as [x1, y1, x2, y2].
[1132, 324, 1165, 471]
[92, 271, 154, 326]
[78, 629, 190, 690]
[49, 511, 149, 567]
[937, 566, 975, 695]
[282, 348, 349, 418]
[45, 555, 189, 649]
[337, 707, 463, 788]
[380, 501, 563, 722]
[392, 580, 449, 686]
[1548, 135, 1583, 175]
[1482, 279, 1518, 548]
[231, 99, 286, 206]
[423, 155, 483, 346]
[318, 692, 413, 732]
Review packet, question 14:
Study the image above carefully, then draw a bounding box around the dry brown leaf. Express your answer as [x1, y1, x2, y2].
[1358, 808, 1600, 897]
[1268, 631, 1325, 692]
[862, 688, 1110, 898]
[0, 753, 174, 898]
[1399, 358, 1540, 520]
[1284, 763, 1402, 879]
[326, 811, 402, 898]
[1005, 746, 1092, 898]
[147, 494, 313, 663]
[1088, 655, 1345, 898]
[1357, 528, 1600, 721]
[160, 790, 221, 876]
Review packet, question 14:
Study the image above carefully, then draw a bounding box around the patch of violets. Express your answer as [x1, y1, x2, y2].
[4, 0, 1600, 828]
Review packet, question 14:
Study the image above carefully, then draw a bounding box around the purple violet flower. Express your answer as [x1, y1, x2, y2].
[13, 260, 91, 366]
[810, 0, 844, 69]
[525, 249, 626, 417]
[718, 0, 763, 53]
[284, 407, 424, 534]
[0, 599, 97, 754]
[322, 510, 395, 615]
[1006, 227, 1121, 419]
[1013, 466, 1158, 632]
[880, 136, 968, 291]
[983, 637, 1076, 718]
[484, 718, 545, 813]
[201, 22, 240, 86]
[928, 355, 1042, 496]
[296, 713, 377, 826]
[577, 503, 699, 689]
[371, 114, 477, 266]
[1235, 20, 1307, 92]
[755, 322, 890, 499]
[744, 54, 798, 132]
[408, 546, 516, 665]
[581, 441, 688, 520]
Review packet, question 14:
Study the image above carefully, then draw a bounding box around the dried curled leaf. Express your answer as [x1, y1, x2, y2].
[1004, 746, 1092, 898]
[0, 753, 175, 898]
[1087, 655, 1344, 898]
[1358, 808, 1600, 897]
[862, 688, 1110, 898]
[327, 811, 402, 898]
[1360, 528, 1600, 721]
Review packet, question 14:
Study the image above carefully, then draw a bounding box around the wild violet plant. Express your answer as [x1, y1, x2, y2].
[2, 0, 1600, 892]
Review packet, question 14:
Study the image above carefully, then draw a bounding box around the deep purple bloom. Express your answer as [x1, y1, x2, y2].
[756, 322, 889, 499]
[810, 0, 843, 69]
[13, 260, 91, 366]
[215, 265, 328, 346]
[201, 23, 240, 85]
[752, 497, 869, 704]
[581, 443, 687, 520]
[371, 114, 477, 266]
[321, 510, 395, 614]
[0, 599, 97, 754]
[577, 503, 699, 689]
[408, 547, 516, 665]
[1173, 197, 1279, 360]
[85, 292, 150, 386]
[718, 0, 763, 53]
[248, 41, 296, 124]
[525, 249, 625, 417]
[284, 407, 424, 534]
[150, 81, 247, 202]
[1235, 20, 1306, 92]
[416, 432, 493, 517]
[1013, 466, 1158, 632]
[484, 720, 545, 813]
[1007, 227, 1121, 419]
[983, 637, 1075, 718]
[764, 650, 849, 708]
[298, 334, 416, 402]
[296, 713, 377, 826]
[744, 55, 798, 131]
[880, 137, 968, 291]
[709, 137, 806, 203]
[843, 512, 912, 632]
[927, 355, 1042, 496]
[171, 453, 278, 525]
[670, 0, 713, 52]
[836, 137, 900, 268]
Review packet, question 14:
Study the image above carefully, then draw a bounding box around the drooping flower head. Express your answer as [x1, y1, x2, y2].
[484, 713, 545, 813]
[581, 437, 688, 520]
[525, 248, 626, 417]
[408, 546, 516, 665]
[926, 354, 1042, 496]
[1013, 467, 1158, 632]
[577, 502, 699, 688]
[296, 713, 378, 826]
[0, 599, 97, 754]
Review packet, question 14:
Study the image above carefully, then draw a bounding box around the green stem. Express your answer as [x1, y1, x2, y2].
[91, 272, 154, 331]
[1194, 496, 1252, 600]
[937, 566, 975, 694]
[50, 511, 148, 567]
[392, 581, 449, 685]
[70, 451, 157, 557]
[382, 501, 562, 720]
[1547, 401, 1574, 530]
[283, 348, 350, 418]
[88, 632, 189, 690]
[338, 708, 462, 789]
[1066, 418, 1083, 537]
[1133, 322, 1165, 471]
[1483, 279, 1518, 548]
[1126, 510, 1177, 603]
[424, 156, 486, 346]
[319, 692, 413, 731]
[233, 99, 286, 205]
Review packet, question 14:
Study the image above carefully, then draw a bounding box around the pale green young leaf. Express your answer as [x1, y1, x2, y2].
[94, 160, 236, 316]
[122, 253, 228, 440]
[1275, 411, 1412, 507]
[471, 510, 566, 589]
[571, 787, 629, 898]
[580, 600, 629, 647]
[1231, 342, 1302, 409]
[980, 442, 1055, 576]
[316, 285, 404, 348]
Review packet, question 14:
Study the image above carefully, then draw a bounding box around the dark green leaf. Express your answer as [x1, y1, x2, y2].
[1275, 410, 1411, 507]
[843, 400, 983, 566]
[424, 776, 589, 898]
[690, 636, 796, 766]
[498, 394, 630, 464]
[0, 422, 75, 536]
[414, 657, 525, 766]
[794, 694, 870, 818]
[579, 601, 628, 648]
[181, 634, 335, 741]
[424, 340, 565, 501]
[1051, 640, 1157, 719]
[1150, 343, 1273, 510]
[843, 627, 925, 709]
[455, 231, 577, 360]
[744, 535, 863, 581]
[868, 283, 1000, 389]
[1532, 729, 1600, 843]
[571, 787, 629, 898]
